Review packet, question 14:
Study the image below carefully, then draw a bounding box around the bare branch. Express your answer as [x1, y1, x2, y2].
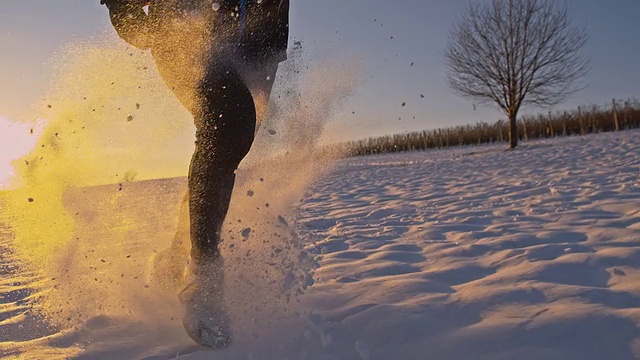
[444, 0, 590, 115]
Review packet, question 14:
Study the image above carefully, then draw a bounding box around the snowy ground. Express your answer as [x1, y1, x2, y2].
[1, 130, 639, 359]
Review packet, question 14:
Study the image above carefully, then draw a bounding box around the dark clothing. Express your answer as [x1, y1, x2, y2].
[105, 0, 288, 101]
[188, 58, 256, 259]
[105, 0, 289, 63]
[104, 0, 289, 260]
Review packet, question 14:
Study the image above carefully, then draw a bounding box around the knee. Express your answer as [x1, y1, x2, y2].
[194, 125, 254, 171]
[199, 62, 256, 121]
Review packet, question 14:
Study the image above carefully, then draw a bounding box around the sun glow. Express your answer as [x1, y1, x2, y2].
[0, 116, 46, 189]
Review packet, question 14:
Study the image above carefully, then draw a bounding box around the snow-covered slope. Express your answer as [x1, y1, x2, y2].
[289, 130, 640, 359]
[1, 130, 639, 359]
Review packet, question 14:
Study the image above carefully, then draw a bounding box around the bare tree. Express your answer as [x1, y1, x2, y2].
[444, 0, 590, 148]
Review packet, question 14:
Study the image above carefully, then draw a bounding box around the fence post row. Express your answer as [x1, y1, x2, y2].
[333, 99, 638, 156]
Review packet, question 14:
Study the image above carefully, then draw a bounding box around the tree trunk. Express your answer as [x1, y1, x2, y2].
[509, 113, 518, 148]
[612, 98, 620, 131]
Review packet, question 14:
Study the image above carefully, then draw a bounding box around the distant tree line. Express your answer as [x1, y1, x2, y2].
[323, 98, 640, 157]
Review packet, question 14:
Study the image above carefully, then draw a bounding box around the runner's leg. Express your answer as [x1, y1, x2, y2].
[189, 58, 256, 262]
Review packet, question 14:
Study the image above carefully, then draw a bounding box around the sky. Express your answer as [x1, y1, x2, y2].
[1, 0, 639, 142]
[0, 0, 640, 138]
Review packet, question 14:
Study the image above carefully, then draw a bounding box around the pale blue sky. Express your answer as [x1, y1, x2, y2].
[1, 0, 639, 142]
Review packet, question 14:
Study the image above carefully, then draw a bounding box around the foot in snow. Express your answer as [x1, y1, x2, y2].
[179, 256, 231, 349]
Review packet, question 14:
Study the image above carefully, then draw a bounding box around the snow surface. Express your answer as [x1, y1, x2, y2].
[1, 130, 640, 359]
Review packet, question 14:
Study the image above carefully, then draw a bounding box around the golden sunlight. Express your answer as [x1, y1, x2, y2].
[0, 115, 45, 189]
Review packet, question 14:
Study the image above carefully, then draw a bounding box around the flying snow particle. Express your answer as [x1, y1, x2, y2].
[356, 340, 370, 360]
[277, 215, 289, 227]
[321, 331, 333, 348]
[283, 271, 295, 290]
